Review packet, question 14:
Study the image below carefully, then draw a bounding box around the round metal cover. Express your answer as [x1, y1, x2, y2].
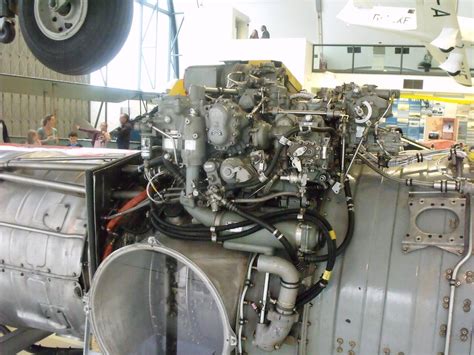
[89, 242, 236, 355]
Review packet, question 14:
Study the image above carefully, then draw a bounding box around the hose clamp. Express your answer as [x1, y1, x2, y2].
[210, 226, 217, 242]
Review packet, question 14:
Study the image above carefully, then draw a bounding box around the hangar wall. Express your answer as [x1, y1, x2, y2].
[0, 28, 90, 139]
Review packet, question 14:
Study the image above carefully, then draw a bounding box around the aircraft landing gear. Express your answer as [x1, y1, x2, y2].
[0, 17, 15, 44]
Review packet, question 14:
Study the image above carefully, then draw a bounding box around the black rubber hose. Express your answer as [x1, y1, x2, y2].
[303, 179, 355, 262]
[151, 208, 335, 243]
[310, 126, 338, 137]
[162, 159, 186, 186]
[218, 199, 301, 267]
[295, 223, 337, 307]
[137, 156, 164, 173]
[150, 217, 210, 241]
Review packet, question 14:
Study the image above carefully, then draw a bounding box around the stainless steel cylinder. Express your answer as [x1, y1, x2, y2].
[89, 239, 249, 355]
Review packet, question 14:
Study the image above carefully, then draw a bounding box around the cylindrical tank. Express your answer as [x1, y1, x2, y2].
[0, 149, 88, 338]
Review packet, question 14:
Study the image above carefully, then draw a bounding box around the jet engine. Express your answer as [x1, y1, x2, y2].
[0, 62, 473, 355]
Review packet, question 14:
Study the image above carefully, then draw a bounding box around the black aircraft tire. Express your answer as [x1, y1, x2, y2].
[0, 21, 16, 44]
[18, 0, 133, 75]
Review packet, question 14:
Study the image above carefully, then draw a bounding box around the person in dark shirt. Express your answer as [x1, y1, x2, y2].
[67, 131, 83, 147]
[116, 113, 132, 149]
[0, 119, 11, 144]
[261, 25, 270, 39]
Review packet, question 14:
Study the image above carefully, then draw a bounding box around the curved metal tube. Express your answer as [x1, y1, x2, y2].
[256, 255, 299, 313]
[254, 255, 300, 351]
[444, 194, 473, 355]
[232, 192, 300, 203]
[357, 154, 433, 188]
[0, 172, 85, 195]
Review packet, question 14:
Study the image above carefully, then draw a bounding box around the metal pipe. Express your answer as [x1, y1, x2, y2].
[232, 192, 300, 203]
[3, 161, 97, 171]
[256, 255, 299, 313]
[237, 254, 257, 355]
[103, 200, 151, 220]
[13, 156, 118, 162]
[271, 108, 343, 117]
[0, 221, 84, 239]
[0, 172, 86, 195]
[344, 134, 366, 179]
[357, 154, 433, 188]
[112, 190, 142, 199]
[204, 86, 239, 95]
[151, 126, 178, 164]
[259, 272, 270, 324]
[254, 255, 300, 351]
[444, 194, 473, 355]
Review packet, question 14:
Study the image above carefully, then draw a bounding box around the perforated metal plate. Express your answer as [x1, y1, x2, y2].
[402, 193, 466, 255]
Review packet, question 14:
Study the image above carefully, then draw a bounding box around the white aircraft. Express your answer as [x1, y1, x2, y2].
[337, 0, 473, 86]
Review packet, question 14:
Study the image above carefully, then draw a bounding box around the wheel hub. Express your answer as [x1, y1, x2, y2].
[34, 0, 88, 41]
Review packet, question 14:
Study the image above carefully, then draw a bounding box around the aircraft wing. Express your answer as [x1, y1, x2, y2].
[416, 0, 471, 86]
[336, 1, 417, 31]
[337, 0, 472, 86]
[425, 43, 472, 86]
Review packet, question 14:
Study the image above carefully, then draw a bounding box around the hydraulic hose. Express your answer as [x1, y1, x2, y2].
[222, 200, 301, 267]
[296, 217, 337, 307]
[304, 178, 355, 262]
[162, 159, 186, 186]
[150, 207, 336, 269]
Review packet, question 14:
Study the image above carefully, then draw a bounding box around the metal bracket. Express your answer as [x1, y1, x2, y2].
[402, 193, 466, 255]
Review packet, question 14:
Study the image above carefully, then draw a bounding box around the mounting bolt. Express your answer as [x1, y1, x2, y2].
[460, 328, 469, 336]
[336, 347, 343, 353]
[402, 247, 408, 252]
[349, 340, 356, 348]
[336, 338, 344, 344]
[383, 348, 390, 354]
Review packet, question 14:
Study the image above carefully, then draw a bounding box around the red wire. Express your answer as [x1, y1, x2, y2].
[102, 190, 149, 260]
[106, 190, 148, 232]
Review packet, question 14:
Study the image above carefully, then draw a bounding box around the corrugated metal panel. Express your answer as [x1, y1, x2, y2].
[307, 165, 473, 355]
[0, 25, 90, 138]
